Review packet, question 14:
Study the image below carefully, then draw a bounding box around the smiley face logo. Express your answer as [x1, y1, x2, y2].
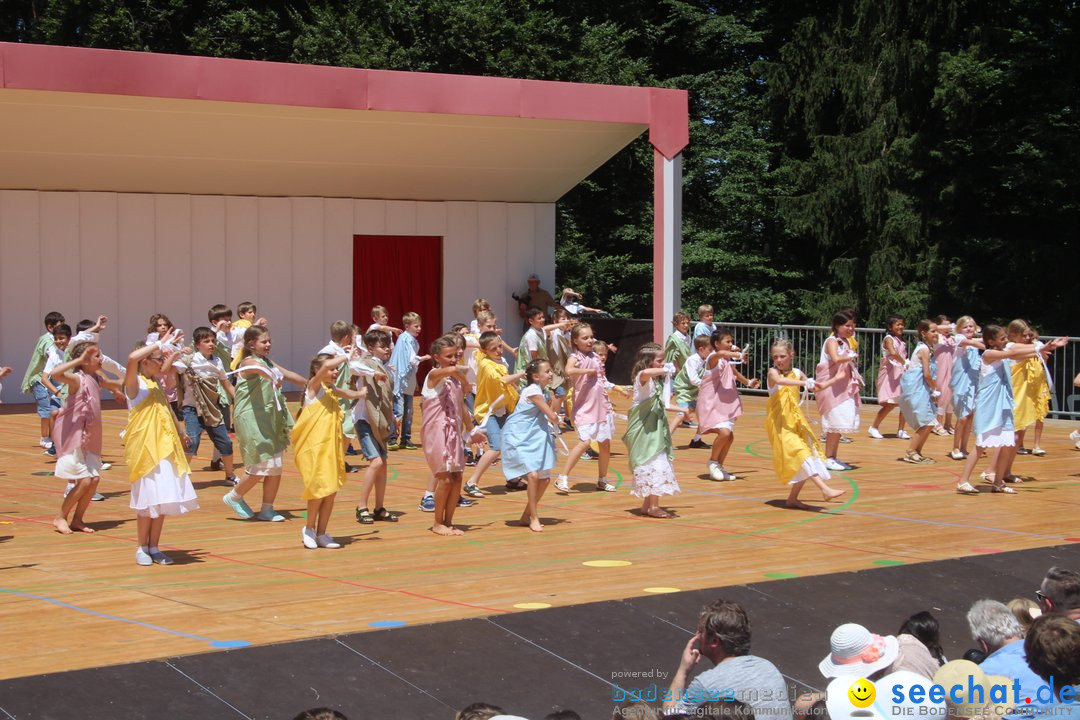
[848, 678, 876, 708]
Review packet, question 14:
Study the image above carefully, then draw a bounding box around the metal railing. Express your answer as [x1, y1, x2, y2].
[721, 322, 1080, 420]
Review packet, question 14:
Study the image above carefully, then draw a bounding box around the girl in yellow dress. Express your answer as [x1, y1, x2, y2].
[765, 339, 848, 510]
[124, 333, 199, 566]
[291, 353, 365, 549]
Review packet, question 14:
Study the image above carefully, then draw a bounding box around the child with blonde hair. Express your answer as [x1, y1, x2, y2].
[124, 332, 199, 565]
[765, 338, 847, 509]
[501, 359, 561, 531]
[421, 334, 472, 535]
[555, 323, 617, 493]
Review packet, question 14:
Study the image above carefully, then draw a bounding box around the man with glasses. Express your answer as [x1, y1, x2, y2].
[1037, 567, 1080, 622]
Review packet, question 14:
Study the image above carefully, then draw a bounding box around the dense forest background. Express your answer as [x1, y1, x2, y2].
[3, 0, 1077, 330]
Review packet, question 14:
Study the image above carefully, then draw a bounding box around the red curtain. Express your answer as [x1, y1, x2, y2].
[353, 235, 443, 381]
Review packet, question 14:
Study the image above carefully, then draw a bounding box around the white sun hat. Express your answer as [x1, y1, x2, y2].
[819, 623, 901, 678]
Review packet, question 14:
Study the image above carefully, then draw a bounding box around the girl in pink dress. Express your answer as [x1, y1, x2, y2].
[696, 328, 760, 481]
[555, 323, 617, 493]
[815, 312, 863, 471]
[932, 314, 956, 435]
[420, 334, 471, 536]
[868, 315, 909, 440]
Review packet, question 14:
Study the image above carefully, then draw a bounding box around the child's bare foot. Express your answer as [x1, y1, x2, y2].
[529, 518, 543, 532]
[53, 518, 72, 534]
[450, 526, 464, 536]
[643, 507, 671, 518]
[785, 499, 813, 510]
[822, 489, 846, 501]
[431, 524, 456, 536]
[69, 522, 95, 533]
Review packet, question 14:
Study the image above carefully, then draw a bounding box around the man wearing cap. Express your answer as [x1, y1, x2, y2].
[967, 599, 1050, 717]
[515, 274, 561, 324]
[663, 599, 793, 719]
[1037, 566, 1080, 622]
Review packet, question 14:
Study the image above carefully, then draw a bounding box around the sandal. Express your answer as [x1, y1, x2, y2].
[956, 482, 980, 495]
[1003, 474, 1024, 484]
[373, 507, 399, 522]
[355, 507, 375, 525]
[991, 484, 1016, 494]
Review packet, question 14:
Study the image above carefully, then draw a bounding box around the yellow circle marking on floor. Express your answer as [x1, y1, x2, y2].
[582, 560, 632, 568]
[643, 587, 681, 594]
[513, 602, 552, 610]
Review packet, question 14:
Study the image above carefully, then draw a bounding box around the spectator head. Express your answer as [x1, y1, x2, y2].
[697, 599, 751, 661]
[455, 703, 504, 720]
[899, 611, 946, 664]
[819, 623, 899, 679]
[613, 702, 659, 720]
[966, 599, 1023, 654]
[1024, 613, 1080, 698]
[528, 273, 541, 288]
[1006, 597, 1041, 634]
[698, 699, 755, 720]
[544, 711, 582, 720]
[1038, 566, 1080, 618]
[292, 709, 347, 720]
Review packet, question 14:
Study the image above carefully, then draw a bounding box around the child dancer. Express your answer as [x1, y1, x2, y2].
[897, 320, 940, 464]
[49, 343, 115, 533]
[623, 343, 680, 518]
[368, 305, 404, 349]
[38, 323, 72, 454]
[501, 359, 561, 531]
[146, 314, 183, 417]
[1012, 323, 1054, 456]
[224, 325, 307, 522]
[352, 331, 399, 524]
[21, 311, 66, 449]
[931, 315, 956, 434]
[555, 324, 616, 493]
[669, 335, 710, 447]
[124, 335, 199, 565]
[765, 339, 846, 509]
[697, 328, 760, 482]
[815, 312, 862, 470]
[465, 332, 523, 497]
[954, 325, 1064, 494]
[997, 321, 1065, 480]
[469, 298, 491, 335]
[388, 312, 428, 450]
[175, 327, 237, 484]
[547, 308, 572, 425]
[421, 335, 471, 536]
[868, 315, 909, 440]
[693, 305, 716, 339]
[292, 354, 365, 549]
[664, 312, 693, 372]
[948, 316, 983, 460]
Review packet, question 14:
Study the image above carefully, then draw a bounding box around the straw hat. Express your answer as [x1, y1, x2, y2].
[819, 623, 901, 678]
[933, 660, 1012, 718]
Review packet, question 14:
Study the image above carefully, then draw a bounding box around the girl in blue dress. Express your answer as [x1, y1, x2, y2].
[501, 359, 561, 532]
[898, 320, 939, 465]
[954, 324, 1044, 495]
[948, 316, 984, 460]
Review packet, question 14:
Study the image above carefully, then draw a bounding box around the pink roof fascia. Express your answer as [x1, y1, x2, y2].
[0, 42, 688, 158]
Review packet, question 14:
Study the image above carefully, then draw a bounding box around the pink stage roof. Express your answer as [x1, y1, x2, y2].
[0, 43, 688, 202]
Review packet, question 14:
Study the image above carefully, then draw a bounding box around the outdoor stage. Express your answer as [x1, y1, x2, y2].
[1, 395, 1078, 717]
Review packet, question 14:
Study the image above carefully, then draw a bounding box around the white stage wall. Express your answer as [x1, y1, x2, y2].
[0, 190, 555, 404]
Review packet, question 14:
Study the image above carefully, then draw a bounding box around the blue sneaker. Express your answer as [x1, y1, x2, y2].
[223, 492, 255, 519]
[419, 495, 435, 512]
[457, 497, 474, 508]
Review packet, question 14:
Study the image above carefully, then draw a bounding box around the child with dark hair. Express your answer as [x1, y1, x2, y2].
[22, 311, 66, 451]
[175, 326, 237, 485]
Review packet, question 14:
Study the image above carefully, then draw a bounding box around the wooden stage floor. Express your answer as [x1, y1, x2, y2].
[1, 395, 1078, 681]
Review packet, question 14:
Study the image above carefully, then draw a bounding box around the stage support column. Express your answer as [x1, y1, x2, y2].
[652, 149, 683, 343]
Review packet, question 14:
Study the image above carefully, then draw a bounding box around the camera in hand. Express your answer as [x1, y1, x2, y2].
[512, 292, 532, 307]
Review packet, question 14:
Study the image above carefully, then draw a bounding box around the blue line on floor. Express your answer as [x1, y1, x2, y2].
[0, 587, 250, 649]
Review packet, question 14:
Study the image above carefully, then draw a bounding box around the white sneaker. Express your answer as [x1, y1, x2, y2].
[896, 429, 911, 440]
[824, 457, 846, 472]
[722, 468, 738, 481]
[135, 547, 153, 566]
[867, 427, 884, 439]
[948, 450, 966, 460]
[1070, 429, 1080, 442]
[708, 461, 726, 481]
[100, 462, 112, 471]
[316, 534, 341, 549]
[39, 438, 51, 449]
[554, 475, 570, 493]
[302, 527, 318, 549]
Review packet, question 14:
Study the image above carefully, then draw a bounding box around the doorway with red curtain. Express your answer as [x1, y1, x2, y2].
[352, 235, 443, 382]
